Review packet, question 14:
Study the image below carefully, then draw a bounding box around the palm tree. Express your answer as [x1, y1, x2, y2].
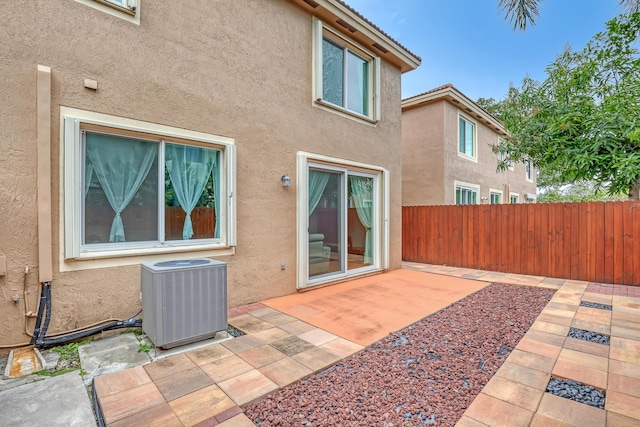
[499, 0, 640, 30]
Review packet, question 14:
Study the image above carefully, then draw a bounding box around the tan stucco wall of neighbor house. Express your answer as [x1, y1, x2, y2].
[0, 0, 410, 346]
[401, 102, 446, 206]
[401, 98, 536, 206]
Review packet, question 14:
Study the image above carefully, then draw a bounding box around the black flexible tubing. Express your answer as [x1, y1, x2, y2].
[29, 283, 47, 345]
[36, 284, 52, 346]
[38, 317, 142, 348]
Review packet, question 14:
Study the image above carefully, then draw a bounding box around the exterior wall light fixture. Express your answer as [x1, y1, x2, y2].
[281, 174, 291, 187]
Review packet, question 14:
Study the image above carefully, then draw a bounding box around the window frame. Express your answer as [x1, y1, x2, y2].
[62, 107, 236, 261]
[454, 181, 479, 205]
[312, 17, 381, 123]
[525, 159, 534, 182]
[497, 140, 514, 170]
[510, 193, 519, 204]
[457, 113, 477, 161]
[74, 0, 139, 24]
[489, 189, 503, 205]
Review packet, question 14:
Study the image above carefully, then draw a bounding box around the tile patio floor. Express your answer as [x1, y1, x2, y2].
[93, 263, 640, 426]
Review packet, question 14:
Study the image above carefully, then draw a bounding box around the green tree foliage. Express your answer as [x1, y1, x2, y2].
[492, 13, 640, 199]
[499, 0, 640, 31]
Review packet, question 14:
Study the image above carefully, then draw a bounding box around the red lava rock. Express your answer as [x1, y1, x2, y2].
[245, 283, 554, 426]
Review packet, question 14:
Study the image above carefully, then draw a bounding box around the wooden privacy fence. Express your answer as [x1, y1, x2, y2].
[402, 201, 640, 286]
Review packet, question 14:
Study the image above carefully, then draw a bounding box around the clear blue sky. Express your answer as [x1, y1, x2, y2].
[346, 0, 624, 101]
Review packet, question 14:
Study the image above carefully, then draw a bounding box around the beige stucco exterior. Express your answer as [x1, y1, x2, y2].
[402, 86, 536, 207]
[0, 0, 419, 347]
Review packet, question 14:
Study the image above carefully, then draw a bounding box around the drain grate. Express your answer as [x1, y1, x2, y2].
[546, 377, 606, 409]
[579, 301, 612, 311]
[568, 328, 610, 346]
[226, 325, 245, 338]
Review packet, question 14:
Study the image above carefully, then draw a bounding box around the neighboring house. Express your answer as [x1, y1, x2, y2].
[0, 0, 420, 346]
[401, 84, 536, 206]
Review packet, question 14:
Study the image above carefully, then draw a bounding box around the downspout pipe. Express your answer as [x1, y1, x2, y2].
[37, 64, 53, 285]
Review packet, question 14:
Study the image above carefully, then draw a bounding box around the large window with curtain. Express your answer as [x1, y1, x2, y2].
[62, 108, 236, 259]
[313, 18, 380, 122]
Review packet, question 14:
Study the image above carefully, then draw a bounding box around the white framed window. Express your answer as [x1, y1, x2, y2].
[490, 189, 502, 204]
[525, 159, 534, 181]
[458, 114, 477, 160]
[510, 193, 519, 204]
[454, 181, 479, 205]
[62, 107, 236, 260]
[74, 0, 139, 24]
[313, 17, 381, 122]
[497, 142, 514, 170]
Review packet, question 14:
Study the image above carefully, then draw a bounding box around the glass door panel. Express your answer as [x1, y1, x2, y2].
[308, 169, 343, 278]
[347, 175, 374, 270]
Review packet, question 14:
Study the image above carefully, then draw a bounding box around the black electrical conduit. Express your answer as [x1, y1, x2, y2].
[29, 282, 143, 349]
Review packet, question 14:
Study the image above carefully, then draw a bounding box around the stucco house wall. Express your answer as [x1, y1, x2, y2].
[402, 86, 536, 207]
[0, 0, 418, 346]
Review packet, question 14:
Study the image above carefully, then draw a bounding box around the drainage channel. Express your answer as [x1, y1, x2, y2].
[546, 377, 606, 409]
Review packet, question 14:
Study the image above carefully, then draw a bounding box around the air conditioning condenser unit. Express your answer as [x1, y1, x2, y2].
[141, 258, 227, 349]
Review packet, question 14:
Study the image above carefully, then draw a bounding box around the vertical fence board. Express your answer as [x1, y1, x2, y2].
[587, 202, 596, 282]
[613, 202, 624, 284]
[547, 203, 557, 277]
[514, 204, 522, 273]
[603, 203, 615, 284]
[623, 202, 634, 285]
[633, 202, 640, 285]
[594, 203, 605, 283]
[577, 203, 588, 281]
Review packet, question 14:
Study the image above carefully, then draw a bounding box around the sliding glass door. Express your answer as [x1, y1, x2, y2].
[307, 163, 377, 283]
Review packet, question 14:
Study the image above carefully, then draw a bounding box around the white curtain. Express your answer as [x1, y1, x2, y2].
[309, 169, 330, 215]
[86, 133, 157, 242]
[84, 161, 94, 197]
[350, 176, 373, 264]
[166, 144, 216, 240]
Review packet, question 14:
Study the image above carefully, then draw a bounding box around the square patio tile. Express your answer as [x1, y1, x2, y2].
[154, 366, 214, 402]
[607, 411, 640, 427]
[515, 338, 562, 360]
[571, 319, 610, 335]
[298, 328, 339, 346]
[110, 403, 182, 427]
[610, 347, 640, 365]
[507, 349, 556, 373]
[455, 415, 490, 427]
[259, 357, 313, 387]
[557, 348, 608, 372]
[463, 392, 534, 426]
[529, 413, 574, 427]
[574, 307, 611, 325]
[214, 405, 243, 423]
[278, 320, 317, 336]
[605, 390, 640, 421]
[237, 345, 287, 368]
[562, 337, 609, 358]
[551, 359, 607, 389]
[217, 414, 257, 427]
[610, 359, 640, 380]
[524, 330, 567, 347]
[99, 382, 165, 425]
[200, 355, 254, 383]
[255, 312, 298, 326]
[581, 292, 613, 305]
[270, 336, 316, 357]
[547, 302, 580, 311]
[536, 393, 605, 427]
[608, 373, 640, 398]
[320, 338, 364, 358]
[480, 376, 544, 412]
[494, 361, 551, 391]
[245, 307, 280, 319]
[218, 369, 279, 406]
[251, 327, 292, 344]
[228, 314, 273, 334]
[93, 365, 151, 397]
[536, 313, 574, 327]
[169, 384, 235, 426]
[143, 354, 197, 382]
[610, 318, 640, 333]
[187, 344, 234, 366]
[611, 336, 640, 353]
[221, 335, 265, 354]
[292, 347, 341, 372]
[530, 321, 570, 336]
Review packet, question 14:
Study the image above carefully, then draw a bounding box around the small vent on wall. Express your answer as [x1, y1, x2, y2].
[336, 18, 357, 33]
[372, 43, 389, 53]
[302, 0, 319, 8]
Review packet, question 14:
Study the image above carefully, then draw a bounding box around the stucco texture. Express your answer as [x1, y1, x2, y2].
[0, 0, 404, 346]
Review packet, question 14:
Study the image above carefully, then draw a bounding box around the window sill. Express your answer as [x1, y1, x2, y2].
[457, 152, 478, 163]
[93, 0, 135, 15]
[314, 99, 378, 126]
[61, 244, 235, 272]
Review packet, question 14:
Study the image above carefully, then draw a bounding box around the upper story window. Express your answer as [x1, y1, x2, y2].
[510, 194, 519, 204]
[525, 159, 534, 181]
[62, 108, 236, 260]
[74, 0, 139, 24]
[458, 115, 476, 159]
[313, 18, 380, 122]
[497, 145, 514, 170]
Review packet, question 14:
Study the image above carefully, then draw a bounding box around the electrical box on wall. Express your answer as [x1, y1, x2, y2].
[0, 255, 6, 276]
